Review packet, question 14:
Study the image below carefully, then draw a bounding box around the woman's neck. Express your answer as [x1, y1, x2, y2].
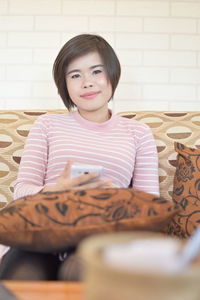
[78, 109, 111, 123]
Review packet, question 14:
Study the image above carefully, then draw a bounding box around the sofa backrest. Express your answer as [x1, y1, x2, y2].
[0, 110, 200, 205]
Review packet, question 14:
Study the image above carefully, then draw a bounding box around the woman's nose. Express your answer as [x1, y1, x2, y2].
[82, 75, 93, 88]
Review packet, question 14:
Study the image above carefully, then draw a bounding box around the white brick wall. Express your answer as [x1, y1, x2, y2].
[143, 51, 196, 67]
[116, 1, 169, 17]
[0, 1, 8, 15]
[9, 0, 62, 15]
[63, 1, 115, 15]
[0, 0, 199, 112]
[171, 2, 200, 18]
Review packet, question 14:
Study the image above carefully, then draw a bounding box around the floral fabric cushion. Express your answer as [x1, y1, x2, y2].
[0, 188, 179, 253]
[169, 142, 200, 238]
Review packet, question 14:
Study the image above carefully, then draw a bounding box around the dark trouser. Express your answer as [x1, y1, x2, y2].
[0, 247, 82, 281]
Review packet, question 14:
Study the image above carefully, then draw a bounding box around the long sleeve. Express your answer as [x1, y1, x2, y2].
[132, 125, 160, 196]
[13, 116, 48, 200]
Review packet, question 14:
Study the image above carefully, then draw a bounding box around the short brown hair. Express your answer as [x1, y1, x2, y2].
[53, 34, 121, 110]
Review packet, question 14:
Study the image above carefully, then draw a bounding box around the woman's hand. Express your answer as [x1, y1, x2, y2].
[42, 161, 111, 192]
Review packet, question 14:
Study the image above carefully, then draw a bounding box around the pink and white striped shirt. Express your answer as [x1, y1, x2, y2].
[14, 110, 160, 199]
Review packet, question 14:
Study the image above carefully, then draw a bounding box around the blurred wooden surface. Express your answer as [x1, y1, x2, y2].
[3, 281, 84, 300]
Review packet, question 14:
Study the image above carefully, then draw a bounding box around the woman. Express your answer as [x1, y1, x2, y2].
[0, 34, 159, 280]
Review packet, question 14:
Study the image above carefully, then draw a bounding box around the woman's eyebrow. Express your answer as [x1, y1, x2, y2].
[90, 64, 104, 69]
[66, 69, 80, 76]
[66, 64, 104, 76]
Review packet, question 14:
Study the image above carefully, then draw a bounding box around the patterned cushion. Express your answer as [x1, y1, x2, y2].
[119, 112, 200, 204]
[168, 143, 200, 238]
[1, 110, 200, 205]
[0, 110, 63, 205]
[0, 188, 179, 253]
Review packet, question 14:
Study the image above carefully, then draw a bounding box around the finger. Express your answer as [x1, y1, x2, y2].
[74, 180, 107, 190]
[61, 160, 73, 178]
[102, 182, 115, 188]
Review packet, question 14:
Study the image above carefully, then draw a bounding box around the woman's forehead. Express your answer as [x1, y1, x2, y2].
[67, 52, 103, 71]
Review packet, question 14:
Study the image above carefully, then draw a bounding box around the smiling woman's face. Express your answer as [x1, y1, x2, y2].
[65, 51, 112, 120]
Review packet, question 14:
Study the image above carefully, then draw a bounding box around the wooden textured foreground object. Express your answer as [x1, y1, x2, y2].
[3, 281, 84, 300]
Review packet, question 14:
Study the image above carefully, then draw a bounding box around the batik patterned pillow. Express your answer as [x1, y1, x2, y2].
[168, 142, 200, 238]
[0, 188, 179, 252]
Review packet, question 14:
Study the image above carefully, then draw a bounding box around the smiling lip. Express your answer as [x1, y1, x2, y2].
[80, 91, 100, 99]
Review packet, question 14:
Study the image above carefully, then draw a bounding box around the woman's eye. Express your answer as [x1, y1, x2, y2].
[93, 69, 102, 75]
[71, 74, 80, 79]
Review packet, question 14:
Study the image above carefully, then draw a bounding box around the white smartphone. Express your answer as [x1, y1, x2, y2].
[70, 164, 104, 183]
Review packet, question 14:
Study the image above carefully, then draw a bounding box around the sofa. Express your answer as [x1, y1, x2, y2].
[0, 110, 200, 208]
